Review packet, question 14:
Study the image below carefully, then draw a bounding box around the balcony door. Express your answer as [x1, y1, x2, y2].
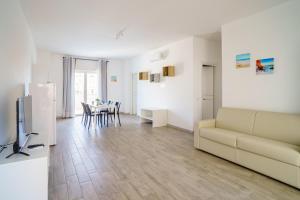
[75, 70, 99, 115]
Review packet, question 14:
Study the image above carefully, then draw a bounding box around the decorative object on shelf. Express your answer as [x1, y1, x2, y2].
[111, 75, 117, 82]
[150, 73, 160, 83]
[236, 53, 250, 68]
[139, 72, 149, 80]
[162, 66, 175, 76]
[256, 58, 274, 74]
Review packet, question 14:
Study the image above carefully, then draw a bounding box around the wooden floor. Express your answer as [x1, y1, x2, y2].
[49, 115, 300, 200]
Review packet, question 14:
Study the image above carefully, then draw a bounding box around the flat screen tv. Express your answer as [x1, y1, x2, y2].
[18, 96, 32, 147]
[6, 96, 32, 158]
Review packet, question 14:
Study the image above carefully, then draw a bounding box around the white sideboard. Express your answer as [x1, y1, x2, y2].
[0, 133, 49, 200]
[140, 108, 168, 127]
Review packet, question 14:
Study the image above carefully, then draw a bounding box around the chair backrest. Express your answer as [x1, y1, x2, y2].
[81, 102, 87, 114]
[115, 102, 121, 113]
[85, 104, 92, 115]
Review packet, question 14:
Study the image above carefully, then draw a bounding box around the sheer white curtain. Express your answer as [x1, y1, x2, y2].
[100, 60, 108, 102]
[62, 56, 75, 118]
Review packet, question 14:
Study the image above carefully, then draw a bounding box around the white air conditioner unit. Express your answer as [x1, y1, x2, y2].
[149, 49, 169, 62]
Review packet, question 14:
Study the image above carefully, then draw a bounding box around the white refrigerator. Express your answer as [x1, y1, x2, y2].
[29, 83, 57, 145]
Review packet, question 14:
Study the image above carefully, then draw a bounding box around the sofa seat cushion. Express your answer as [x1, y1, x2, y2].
[237, 135, 300, 166]
[200, 128, 244, 147]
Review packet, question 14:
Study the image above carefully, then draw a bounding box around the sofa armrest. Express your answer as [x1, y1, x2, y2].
[199, 119, 216, 129]
[194, 119, 216, 149]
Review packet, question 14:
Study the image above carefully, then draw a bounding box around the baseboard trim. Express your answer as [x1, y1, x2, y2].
[167, 124, 193, 133]
[120, 112, 131, 115]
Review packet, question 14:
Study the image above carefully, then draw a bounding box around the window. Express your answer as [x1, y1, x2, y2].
[75, 72, 85, 115]
[86, 72, 98, 105]
[75, 70, 99, 115]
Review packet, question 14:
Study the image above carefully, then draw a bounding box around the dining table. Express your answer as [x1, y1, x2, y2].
[89, 103, 117, 128]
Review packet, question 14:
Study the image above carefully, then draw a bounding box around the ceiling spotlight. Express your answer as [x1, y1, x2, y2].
[115, 27, 127, 40]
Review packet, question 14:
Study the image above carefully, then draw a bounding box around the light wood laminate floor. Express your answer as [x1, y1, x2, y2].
[49, 115, 300, 200]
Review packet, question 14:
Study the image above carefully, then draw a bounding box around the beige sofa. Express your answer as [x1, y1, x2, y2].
[194, 107, 300, 188]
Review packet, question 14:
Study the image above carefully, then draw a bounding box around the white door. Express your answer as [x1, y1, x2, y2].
[202, 96, 214, 119]
[202, 67, 214, 96]
[132, 73, 138, 115]
[201, 67, 214, 119]
[51, 84, 56, 145]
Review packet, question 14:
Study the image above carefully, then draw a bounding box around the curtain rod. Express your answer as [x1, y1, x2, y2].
[75, 58, 100, 62]
[75, 58, 110, 62]
[63, 55, 109, 62]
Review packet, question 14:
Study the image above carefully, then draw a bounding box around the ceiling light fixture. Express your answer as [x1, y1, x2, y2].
[115, 27, 127, 40]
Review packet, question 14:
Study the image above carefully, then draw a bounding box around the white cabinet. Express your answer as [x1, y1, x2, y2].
[140, 108, 168, 127]
[0, 133, 49, 200]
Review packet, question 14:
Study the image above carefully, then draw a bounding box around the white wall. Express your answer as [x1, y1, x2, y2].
[123, 37, 222, 131]
[0, 0, 36, 145]
[222, 0, 300, 113]
[32, 49, 63, 117]
[107, 60, 125, 112]
[124, 38, 195, 130]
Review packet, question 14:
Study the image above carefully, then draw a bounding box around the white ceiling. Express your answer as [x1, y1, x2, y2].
[20, 0, 287, 58]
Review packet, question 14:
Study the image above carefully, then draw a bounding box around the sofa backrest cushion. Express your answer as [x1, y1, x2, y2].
[253, 111, 300, 145]
[216, 107, 256, 134]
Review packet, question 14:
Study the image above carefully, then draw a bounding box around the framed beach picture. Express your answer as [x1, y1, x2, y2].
[256, 58, 274, 74]
[111, 75, 117, 82]
[236, 53, 250, 68]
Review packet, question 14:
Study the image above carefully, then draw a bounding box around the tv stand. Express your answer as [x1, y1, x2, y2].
[27, 144, 44, 149]
[26, 132, 39, 137]
[5, 142, 30, 158]
[5, 151, 30, 158]
[0, 146, 7, 153]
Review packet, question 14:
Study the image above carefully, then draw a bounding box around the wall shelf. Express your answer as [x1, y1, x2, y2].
[150, 73, 160, 82]
[139, 72, 149, 80]
[163, 66, 175, 76]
